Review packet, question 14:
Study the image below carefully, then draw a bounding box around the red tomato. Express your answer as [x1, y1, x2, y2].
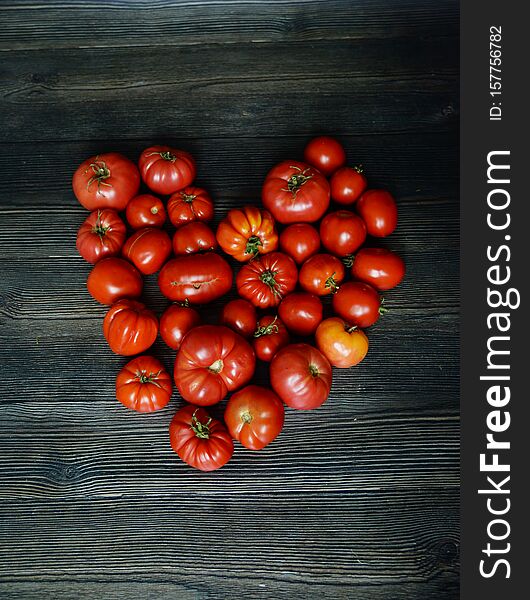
[115, 355, 172, 412]
[174, 325, 255, 405]
[252, 315, 289, 362]
[262, 160, 330, 223]
[332, 281, 383, 328]
[356, 189, 398, 237]
[125, 194, 166, 229]
[299, 253, 345, 296]
[224, 385, 285, 450]
[236, 252, 297, 309]
[122, 227, 172, 275]
[220, 299, 257, 338]
[270, 343, 332, 410]
[76, 209, 126, 264]
[303, 136, 346, 176]
[86, 257, 143, 305]
[330, 166, 367, 205]
[72, 153, 140, 211]
[167, 186, 214, 228]
[315, 317, 369, 368]
[350, 247, 405, 291]
[216, 206, 278, 262]
[172, 222, 217, 255]
[169, 405, 234, 471]
[139, 146, 196, 195]
[103, 299, 158, 356]
[279, 223, 320, 264]
[159, 303, 201, 350]
[278, 292, 323, 336]
[158, 253, 233, 304]
[320, 210, 367, 257]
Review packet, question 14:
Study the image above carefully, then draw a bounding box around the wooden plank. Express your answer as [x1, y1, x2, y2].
[0, 0, 459, 51]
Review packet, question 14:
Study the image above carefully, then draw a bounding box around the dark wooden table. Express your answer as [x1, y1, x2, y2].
[0, 1, 459, 598]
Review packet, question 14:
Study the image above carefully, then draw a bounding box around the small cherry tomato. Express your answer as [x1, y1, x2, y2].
[139, 146, 196, 195]
[330, 166, 367, 205]
[220, 299, 257, 338]
[167, 186, 214, 228]
[350, 247, 405, 291]
[252, 315, 290, 362]
[116, 355, 172, 412]
[160, 303, 201, 350]
[103, 299, 158, 356]
[315, 317, 369, 368]
[332, 281, 383, 328]
[76, 209, 126, 264]
[279, 223, 320, 264]
[320, 210, 366, 257]
[122, 227, 172, 275]
[125, 194, 166, 229]
[87, 257, 143, 305]
[356, 189, 398, 237]
[299, 253, 345, 296]
[224, 385, 285, 450]
[173, 222, 218, 255]
[278, 292, 323, 337]
[303, 136, 346, 176]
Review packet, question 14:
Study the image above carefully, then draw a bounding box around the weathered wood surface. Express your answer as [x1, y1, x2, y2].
[0, 0, 459, 598]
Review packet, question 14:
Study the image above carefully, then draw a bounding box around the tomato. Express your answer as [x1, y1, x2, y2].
[158, 253, 232, 304]
[72, 153, 140, 211]
[220, 299, 257, 338]
[224, 385, 284, 450]
[125, 194, 166, 229]
[159, 303, 201, 350]
[278, 292, 323, 337]
[303, 136, 346, 176]
[315, 317, 369, 368]
[262, 160, 330, 223]
[216, 206, 278, 262]
[122, 227, 172, 275]
[279, 223, 320, 264]
[116, 355, 172, 412]
[356, 189, 398, 237]
[350, 247, 405, 291]
[174, 325, 255, 405]
[169, 405, 233, 471]
[332, 281, 383, 328]
[320, 210, 367, 257]
[252, 315, 289, 362]
[330, 166, 367, 205]
[270, 343, 332, 410]
[299, 253, 345, 296]
[87, 257, 143, 305]
[236, 252, 298, 309]
[138, 145, 196, 195]
[167, 186, 214, 228]
[172, 222, 217, 255]
[76, 209, 126, 264]
[103, 299, 158, 356]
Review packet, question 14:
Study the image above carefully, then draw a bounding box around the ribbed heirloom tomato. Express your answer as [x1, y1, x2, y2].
[76, 209, 126, 264]
[252, 315, 289, 362]
[103, 299, 158, 356]
[167, 186, 214, 228]
[160, 304, 201, 350]
[279, 223, 320, 264]
[320, 210, 367, 257]
[174, 325, 256, 406]
[87, 257, 143, 305]
[262, 160, 330, 223]
[332, 281, 383, 328]
[216, 206, 278, 261]
[330, 166, 367, 205]
[270, 343, 332, 410]
[350, 247, 405, 291]
[116, 355, 172, 412]
[356, 189, 398, 237]
[316, 317, 369, 368]
[172, 222, 217, 255]
[303, 136, 346, 176]
[278, 292, 323, 337]
[139, 145, 196, 195]
[72, 153, 140, 211]
[224, 385, 285, 450]
[220, 299, 257, 338]
[122, 227, 172, 275]
[299, 253, 345, 296]
[169, 405, 234, 471]
[125, 194, 166, 229]
[236, 251, 298, 309]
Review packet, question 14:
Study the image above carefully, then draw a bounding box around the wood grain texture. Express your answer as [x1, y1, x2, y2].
[0, 0, 459, 597]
